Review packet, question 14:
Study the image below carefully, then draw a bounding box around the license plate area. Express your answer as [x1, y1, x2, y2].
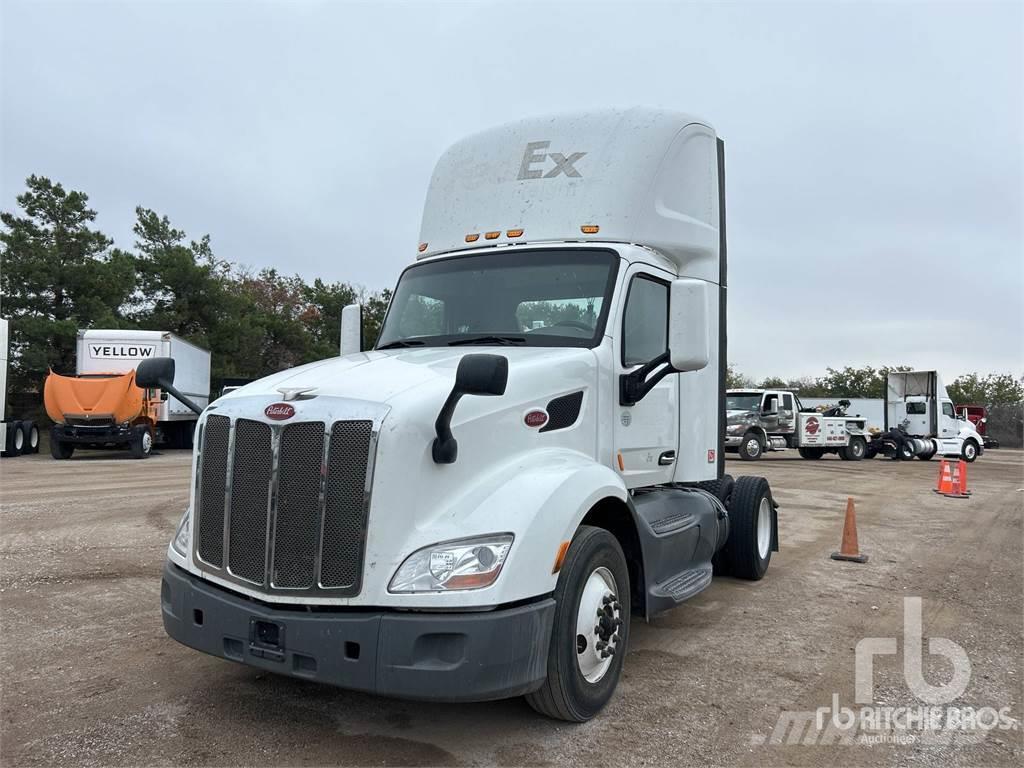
[249, 618, 286, 662]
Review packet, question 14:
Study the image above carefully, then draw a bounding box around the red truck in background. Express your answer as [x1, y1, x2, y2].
[956, 405, 1000, 449]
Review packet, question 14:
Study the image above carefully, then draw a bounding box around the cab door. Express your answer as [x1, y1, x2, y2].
[614, 269, 678, 488]
[939, 400, 959, 438]
[777, 392, 796, 435]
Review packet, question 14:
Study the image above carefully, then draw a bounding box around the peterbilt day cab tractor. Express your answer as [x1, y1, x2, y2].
[44, 330, 210, 459]
[866, 371, 984, 462]
[725, 389, 869, 461]
[155, 109, 780, 722]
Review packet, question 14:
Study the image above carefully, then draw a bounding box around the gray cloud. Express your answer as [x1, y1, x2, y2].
[3, 0, 1021, 381]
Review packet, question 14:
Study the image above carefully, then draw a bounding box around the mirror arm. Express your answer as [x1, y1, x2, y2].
[619, 350, 674, 406]
[159, 380, 205, 415]
[432, 389, 464, 464]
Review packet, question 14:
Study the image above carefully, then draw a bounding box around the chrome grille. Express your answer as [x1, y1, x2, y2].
[193, 414, 377, 596]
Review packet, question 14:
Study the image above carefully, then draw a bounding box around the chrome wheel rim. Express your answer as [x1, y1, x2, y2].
[576, 566, 621, 684]
[756, 497, 772, 559]
[142, 432, 153, 454]
[965, 443, 976, 459]
[745, 438, 760, 457]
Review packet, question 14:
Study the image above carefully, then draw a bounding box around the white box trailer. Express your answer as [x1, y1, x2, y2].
[76, 330, 210, 425]
[0, 318, 41, 457]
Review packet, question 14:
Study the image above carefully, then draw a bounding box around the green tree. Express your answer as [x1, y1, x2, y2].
[813, 365, 912, 398]
[948, 373, 1024, 406]
[725, 363, 752, 389]
[362, 288, 392, 348]
[0, 176, 135, 390]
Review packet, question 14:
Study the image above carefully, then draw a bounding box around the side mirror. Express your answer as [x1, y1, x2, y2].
[135, 358, 204, 415]
[432, 354, 508, 464]
[340, 303, 363, 356]
[668, 279, 710, 372]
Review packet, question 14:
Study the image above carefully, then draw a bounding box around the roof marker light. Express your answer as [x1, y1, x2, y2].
[484, 231, 500, 240]
[581, 225, 600, 234]
[465, 233, 480, 243]
[506, 229, 524, 238]
[418, 242, 428, 252]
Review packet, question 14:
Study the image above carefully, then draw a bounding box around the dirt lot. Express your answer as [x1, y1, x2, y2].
[1, 447, 1022, 766]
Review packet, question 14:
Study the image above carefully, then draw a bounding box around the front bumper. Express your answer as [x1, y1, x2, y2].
[724, 434, 743, 448]
[161, 562, 555, 702]
[53, 423, 133, 445]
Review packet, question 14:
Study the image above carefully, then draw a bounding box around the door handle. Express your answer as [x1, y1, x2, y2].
[658, 450, 676, 466]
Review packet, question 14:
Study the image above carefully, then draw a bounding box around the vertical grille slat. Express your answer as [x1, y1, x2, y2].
[196, 414, 230, 567]
[321, 420, 374, 591]
[227, 419, 273, 584]
[271, 422, 326, 589]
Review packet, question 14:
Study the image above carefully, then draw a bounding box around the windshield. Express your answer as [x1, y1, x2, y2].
[376, 249, 619, 349]
[726, 393, 762, 411]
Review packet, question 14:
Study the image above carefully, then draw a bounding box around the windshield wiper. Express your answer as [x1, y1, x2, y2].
[447, 335, 526, 347]
[377, 340, 427, 350]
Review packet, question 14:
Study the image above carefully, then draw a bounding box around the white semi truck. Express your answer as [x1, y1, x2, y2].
[0, 318, 41, 457]
[868, 370, 984, 462]
[152, 109, 779, 721]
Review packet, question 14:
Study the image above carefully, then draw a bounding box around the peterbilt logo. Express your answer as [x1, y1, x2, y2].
[805, 416, 821, 435]
[265, 403, 295, 420]
[517, 141, 587, 180]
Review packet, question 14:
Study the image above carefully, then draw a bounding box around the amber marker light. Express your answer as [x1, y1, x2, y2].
[418, 242, 428, 252]
[506, 228, 524, 238]
[580, 225, 600, 234]
[465, 233, 480, 242]
[484, 231, 501, 240]
[552, 540, 571, 574]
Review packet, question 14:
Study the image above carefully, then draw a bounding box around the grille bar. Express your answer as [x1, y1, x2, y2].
[192, 412, 377, 597]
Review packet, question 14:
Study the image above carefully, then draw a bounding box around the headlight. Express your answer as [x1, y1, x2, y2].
[389, 534, 513, 593]
[726, 423, 747, 434]
[171, 510, 191, 557]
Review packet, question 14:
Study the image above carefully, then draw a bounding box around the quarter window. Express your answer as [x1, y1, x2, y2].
[622, 275, 668, 366]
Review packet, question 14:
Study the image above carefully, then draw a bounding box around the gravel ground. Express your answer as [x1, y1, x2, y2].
[1, 446, 1021, 766]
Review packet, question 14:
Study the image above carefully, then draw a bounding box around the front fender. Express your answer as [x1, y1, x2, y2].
[406, 448, 628, 606]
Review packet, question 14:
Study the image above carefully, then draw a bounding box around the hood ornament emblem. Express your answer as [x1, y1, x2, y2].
[276, 386, 318, 402]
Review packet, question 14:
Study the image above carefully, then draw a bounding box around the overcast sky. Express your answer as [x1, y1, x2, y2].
[2, 0, 1021, 381]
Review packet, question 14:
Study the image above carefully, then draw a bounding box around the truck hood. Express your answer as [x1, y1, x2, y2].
[217, 346, 596, 404]
[726, 408, 758, 425]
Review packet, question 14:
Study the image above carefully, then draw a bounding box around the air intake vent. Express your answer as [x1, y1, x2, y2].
[540, 391, 584, 433]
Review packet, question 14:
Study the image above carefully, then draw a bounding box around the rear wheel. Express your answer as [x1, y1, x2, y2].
[526, 526, 630, 722]
[798, 447, 824, 460]
[4, 420, 24, 456]
[722, 476, 775, 580]
[695, 474, 734, 507]
[130, 426, 153, 459]
[738, 433, 763, 461]
[898, 442, 914, 461]
[20, 421, 40, 454]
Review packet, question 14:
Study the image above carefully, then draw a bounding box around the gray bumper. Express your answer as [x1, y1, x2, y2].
[724, 435, 743, 448]
[161, 562, 555, 702]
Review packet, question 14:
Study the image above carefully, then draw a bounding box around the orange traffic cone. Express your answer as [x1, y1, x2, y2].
[830, 497, 868, 563]
[935, 459, 971, 498]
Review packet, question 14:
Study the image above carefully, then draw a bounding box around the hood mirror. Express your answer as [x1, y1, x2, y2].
[136, 358, 204, 415]
[432, 354, 508, 464]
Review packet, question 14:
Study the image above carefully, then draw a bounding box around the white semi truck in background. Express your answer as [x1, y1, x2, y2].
[0, 318, 41, 457]
[152, 109, 780, 721]
[868, 370, 984, 462]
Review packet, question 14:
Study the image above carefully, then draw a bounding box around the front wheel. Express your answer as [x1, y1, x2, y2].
[738, 432, 763, 461]
[526, 526, 630, 722]
[840, 436, 866, 461]
[798, 447, 824, 460]
[722, 476, 775, 580]
[50, 427, 74, 460]
[130, 426, 153, 459]
[961, 439, 979, 463]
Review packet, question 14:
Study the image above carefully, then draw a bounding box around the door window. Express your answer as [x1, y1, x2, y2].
[941, 402, 955, 419]
[621, 276, 668, 366]
[782, 394, 793, 411]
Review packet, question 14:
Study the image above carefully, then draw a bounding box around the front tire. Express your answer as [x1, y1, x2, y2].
[526, 526, 630, 722]
[961, 439, 979, 463]
[49, 427, 74, 460]
[738, 432, 763, 461]
[722, 476, 775, 580]
[798, 447, 824, 460]
[839, 436, 866, 461]
[130, 426, 153, 459]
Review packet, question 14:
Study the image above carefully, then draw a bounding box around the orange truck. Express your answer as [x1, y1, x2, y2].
[44, 330, 210, 459]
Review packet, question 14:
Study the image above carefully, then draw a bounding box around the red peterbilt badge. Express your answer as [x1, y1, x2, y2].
[265, 403, 296, 420]
[524, 410, 549, 428]
[805, 416, 820, 435]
